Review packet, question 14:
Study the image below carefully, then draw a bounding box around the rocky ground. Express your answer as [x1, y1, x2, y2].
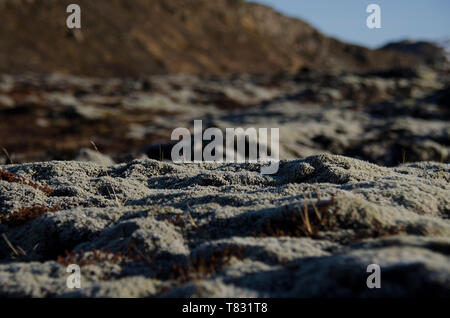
[0, 154, 449, 297]
[1, 66, 449, 166]
[1, 0, 449, 301]
[1, 59, 449, 298]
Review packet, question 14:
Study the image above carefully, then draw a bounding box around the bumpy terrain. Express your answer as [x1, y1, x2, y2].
[1, 0, 449, 300]
[1, 66, 449, 165]
[0, 154, 449, 297]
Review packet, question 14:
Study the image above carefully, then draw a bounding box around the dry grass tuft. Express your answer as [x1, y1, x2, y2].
[169, 244, 244, 284]
[57, 240, 155, 268]
[57, 242, 244, 288]
[0, 205, 60, 227]
[252, 192, 408, 242]
[254, 194, 338, 238]
[126, 240, 244, 283]
[162, 214, 186, 228]
[1, 233, 39, 259]
[57, 248, 124, 267]
[346, 220, 407, 243]
[0, 169, 54, 195]
[1, 147, 12, 164]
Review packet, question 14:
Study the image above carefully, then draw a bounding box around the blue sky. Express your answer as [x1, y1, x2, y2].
[249, 0, 450, 48]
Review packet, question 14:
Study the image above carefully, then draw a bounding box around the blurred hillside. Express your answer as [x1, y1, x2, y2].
[0, 0, 421, 77]
[381, 40, 449, 67]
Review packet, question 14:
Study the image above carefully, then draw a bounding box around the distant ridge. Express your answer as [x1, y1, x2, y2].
[0, 0, 420, 77]
[380, 40, 448, 66]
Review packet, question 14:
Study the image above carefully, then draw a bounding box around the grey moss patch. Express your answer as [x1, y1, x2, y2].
[0, 154, 449, 297]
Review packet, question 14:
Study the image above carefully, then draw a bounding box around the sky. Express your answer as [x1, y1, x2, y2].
[249, 0, 450, 48]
